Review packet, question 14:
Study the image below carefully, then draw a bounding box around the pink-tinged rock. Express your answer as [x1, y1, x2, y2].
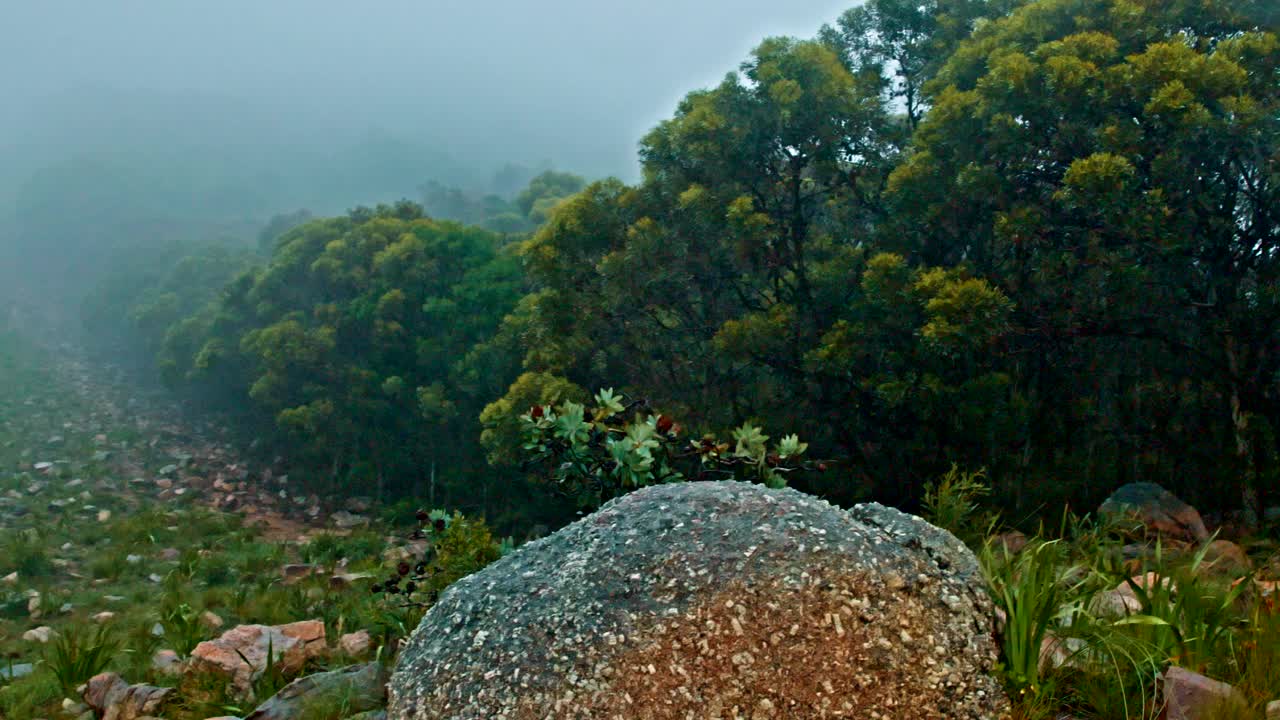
[152, 649, 183, 676]
[1100, 483, 1209, 542]
[190, 621, 327, 697]
[1163, 666, 1247, 720]
[84, 672, 129, 712]
[1266, 699, 1279, 720]
[338, 630, 372, 657]
[1201, 539, 1251, 575]
[83, 671, 173, 720]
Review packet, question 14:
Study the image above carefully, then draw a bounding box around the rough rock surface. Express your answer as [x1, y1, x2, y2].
[388, 482, 1008, 720]
[190, 620, 327, 697]
[1099, 483, 1209, 541]
[1163, 666, 1247, 720]
[246, 663, 387, 720]
[83, 672, 173, 720]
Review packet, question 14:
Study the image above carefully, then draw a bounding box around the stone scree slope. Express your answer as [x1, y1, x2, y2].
[389, 481, 1009, 719]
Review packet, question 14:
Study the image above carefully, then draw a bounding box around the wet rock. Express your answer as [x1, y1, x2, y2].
[190, 621, 327, 698]
[1163, 666, 1246, 720]
[388, 482, 1008, 720]
[1099, 483, 1208, 542]
[245, 663, 387, 720]
[339, 630, 372, 657]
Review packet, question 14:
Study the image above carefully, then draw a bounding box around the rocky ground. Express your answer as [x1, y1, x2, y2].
[0, 329, 409, 719]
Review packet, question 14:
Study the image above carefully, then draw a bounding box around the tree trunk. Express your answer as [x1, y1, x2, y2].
[1226, 338, 1259, 530]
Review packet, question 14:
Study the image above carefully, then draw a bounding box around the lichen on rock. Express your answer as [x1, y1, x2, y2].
[388, 481, 1010, 719]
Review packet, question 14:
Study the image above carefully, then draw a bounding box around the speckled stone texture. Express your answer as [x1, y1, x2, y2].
[388, 482, 1010, 720]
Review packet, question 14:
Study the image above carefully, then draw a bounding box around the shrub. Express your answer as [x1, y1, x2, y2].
[922, 464, 994, 547]
[521, 388, 814, 509]
[45, 625, 121, 695]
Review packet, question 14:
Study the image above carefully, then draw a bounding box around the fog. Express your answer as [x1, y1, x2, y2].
[2, 1, 850, 212]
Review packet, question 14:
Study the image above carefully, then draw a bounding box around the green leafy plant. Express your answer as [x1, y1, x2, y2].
[44, 625, 121, 695]
[374, 510, 502, 610]
[981, 539, 1079, 698]
[160, 599, 206, 657]
[521, 388, 814, 509]
[922, 464, 995, 546]
[1113, 539, 1250, 673]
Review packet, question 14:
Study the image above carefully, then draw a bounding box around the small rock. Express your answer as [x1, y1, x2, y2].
[155, 478, 173, 490]
[151, 622, 165, 637]
[190, 620, 327, 698]
[82, 672, 173, 719]
[1100, 483, 1208, 542]
[97, 509, 111, 522]
[148, 573, 163, 583]
[1164, 666, 1247, 720]
[281, 564, 317, 585]
[201, 611, 224, 629]
[158, 464, 179, 477]
[1201, 539, 1251, 575]
[0, 662, 33, 680]
[126, 554, 143, 564]
[329, 572, 374, 590]
[61, 698, 88, 715]
[331, 511, 369, 529]
[244, 663, 386, 720]
[1266, 699, 1279, 720]
[159, 548, 181, 561]
[23, 626, 57, 643]
[92, 611, 116, 623]
[152, 649, 183, 676]
[338, 630, 372, 657]
[2, 572, 17, 585]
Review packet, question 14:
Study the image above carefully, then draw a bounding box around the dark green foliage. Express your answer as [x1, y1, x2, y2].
[44, 625, 122, 695]
[519, 388, 814, 510]
[374, 510, 503, 607]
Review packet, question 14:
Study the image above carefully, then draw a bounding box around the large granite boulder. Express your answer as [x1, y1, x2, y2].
[1099, 483, 1209, 542]
[389, 481, 1009, 719]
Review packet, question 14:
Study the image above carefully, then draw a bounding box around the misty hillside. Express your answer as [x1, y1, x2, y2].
[1, 1, 1278, 719]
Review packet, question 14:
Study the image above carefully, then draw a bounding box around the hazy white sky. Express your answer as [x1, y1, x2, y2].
[3, 0, 852, 178]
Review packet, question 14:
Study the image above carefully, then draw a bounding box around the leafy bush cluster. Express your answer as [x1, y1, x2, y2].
[520, 388, 814, 509]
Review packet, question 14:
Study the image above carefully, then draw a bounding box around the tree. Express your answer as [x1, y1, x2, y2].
[887, 0, 1280, 517]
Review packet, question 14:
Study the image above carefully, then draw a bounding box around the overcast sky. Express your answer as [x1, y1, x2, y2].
[2, 0, 852, 182]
